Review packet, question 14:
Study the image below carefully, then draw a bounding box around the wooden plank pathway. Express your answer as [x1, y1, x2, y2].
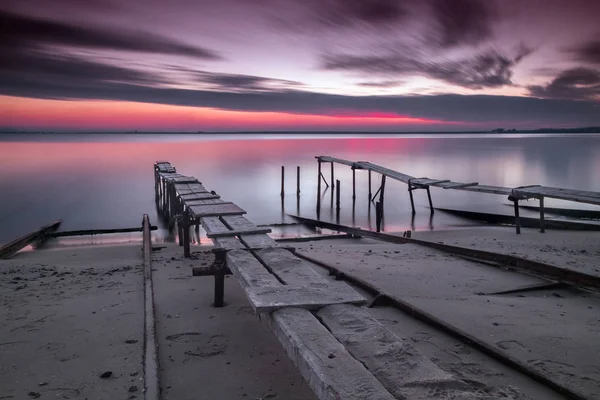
[316, 155, 600, 233]
[153, 161, 512, 400]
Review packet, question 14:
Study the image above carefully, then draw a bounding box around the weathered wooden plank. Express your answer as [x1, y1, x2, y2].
[225, 249, 281, 288]
[178, 193, 219, 201]
[186, 198, 226, 206]
[221, 215, 279, 248]
[0, 220, 62, 259]
[265, 308, 396, 400]
[254, 248, 332, 286]
[166, 175, 198, 183]
[200, 217, 244, 249]
[188, 203, 245, 218]
[207, 227, 272, 238]
[441, 181, 479, 189]
[246, 283, 366, 313]
[317, 304, 467, 399]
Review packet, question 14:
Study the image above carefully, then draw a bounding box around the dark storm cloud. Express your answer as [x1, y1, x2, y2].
[0, 10, 222, 59]
[529, 67, 600, 100]
[1, 64, 598, 126]
[0, 48, 166, 89]
[566, 38, 600, 65]
[191, 70, 303, 92]
[324, 46, 532, 89]
[430, 0, 496, 47]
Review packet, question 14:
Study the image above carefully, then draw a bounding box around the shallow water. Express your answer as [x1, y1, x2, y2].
[1, 133, 599, 244]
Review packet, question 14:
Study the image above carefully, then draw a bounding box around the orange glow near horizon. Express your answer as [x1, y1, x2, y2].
[0, 96, 450, 130]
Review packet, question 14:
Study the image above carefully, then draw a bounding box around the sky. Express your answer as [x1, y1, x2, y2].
[1, 0, 599, 132]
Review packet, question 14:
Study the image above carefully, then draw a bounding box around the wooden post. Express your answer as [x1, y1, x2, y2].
[513, 199, 521, 234]
[336, 180, 341, 211]
[317, 161, 322, 196]
[213, 251, 226, 308]
[195, 221, 200, 244]
[331, 163, 335, 188]
[408, 182, 416, 214]
[183, 208, 191, 257]
[426, 187, 434, 214]
[352, 168, 356, 201]
[281, 166, 285, 197]
[178, 219, 183, 246]
[379, 175, 386, 207]
[297, 166, 301, 196]
[368, 170, 372, 199]
[539, 197, 545, 233]
[375, 201, 382, 232]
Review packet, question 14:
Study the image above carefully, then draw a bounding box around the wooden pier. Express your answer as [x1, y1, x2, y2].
[316, 156, 600, 234]
[153, 161, 531, 400]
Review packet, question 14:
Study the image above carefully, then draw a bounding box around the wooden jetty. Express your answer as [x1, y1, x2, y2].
[316, 156, 600, 234]
[154, 161, 519, 400]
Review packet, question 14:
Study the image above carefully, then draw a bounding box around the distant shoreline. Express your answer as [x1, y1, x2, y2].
[1, 127, 599, 135]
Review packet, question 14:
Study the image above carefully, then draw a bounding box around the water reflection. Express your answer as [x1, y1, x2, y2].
[0, 133, 599, 244]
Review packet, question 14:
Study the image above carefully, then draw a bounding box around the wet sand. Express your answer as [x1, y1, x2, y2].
[2, 228, 599, 399]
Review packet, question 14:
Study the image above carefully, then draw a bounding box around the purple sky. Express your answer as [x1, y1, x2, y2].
[1, 0, 599, 130]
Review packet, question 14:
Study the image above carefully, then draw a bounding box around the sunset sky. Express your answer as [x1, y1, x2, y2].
[1, 0, 599, 131]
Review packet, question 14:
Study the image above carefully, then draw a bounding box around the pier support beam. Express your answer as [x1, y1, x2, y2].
[352, 168, 356, 201]
[513, 199, 521, 234]
[331, 163, 335, 189]
[183, 208, 191, 257]
[408, 182, 416, 214]
[213, 251, 226, 307]
[539, 197, 545, 233]
[297, 166, 301, 196]
[336, 180, 341, 211]
[368, 170, 372, 199]
[426, 187, 434, 214]
[280, 166, 285, 197]
[379, 175, 386, 208]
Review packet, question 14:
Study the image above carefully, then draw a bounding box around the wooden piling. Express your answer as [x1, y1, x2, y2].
[352, 168, 356, 201]
[426, 187, 434, 214]
[317, 161, 322, 197]
[539, 197, 545, 233]
[379, 175, 386, 207]
[183, 208, 191, 257]
[331, 163, 335, 189]
[297, 166, 301, 195]
[375, 201, 382, 232]
[513, 200, 521, 234]
[281, 166, 285, 197]
[368, 170, 372, 199]
[336, 179, 341, 210]
[408, 182, 416, 214]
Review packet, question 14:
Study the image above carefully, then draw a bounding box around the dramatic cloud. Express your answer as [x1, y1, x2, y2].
[1, 60, 599, 127]
[190, 70, 303, 92]
[529, 67, 600, 100]
[566, 39, 600, 65]
[324, 46, 532, 89]
[0, 10, 222, 59]
[430, 0, 496, 47]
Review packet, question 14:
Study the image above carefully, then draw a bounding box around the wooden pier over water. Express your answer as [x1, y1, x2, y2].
[153, 160, 597, 400]
[315, 156, 600, 234]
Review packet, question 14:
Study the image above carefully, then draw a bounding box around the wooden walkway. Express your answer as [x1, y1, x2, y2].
[153, 161, 512, 400]
[316, 156, 600, 234]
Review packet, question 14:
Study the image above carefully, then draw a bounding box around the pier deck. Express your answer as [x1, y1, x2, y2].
[153, 161, 527, 400]
[316, 156, 600, 233]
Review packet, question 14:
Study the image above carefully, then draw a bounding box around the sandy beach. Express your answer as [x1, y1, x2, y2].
[1, 227, 599, 399]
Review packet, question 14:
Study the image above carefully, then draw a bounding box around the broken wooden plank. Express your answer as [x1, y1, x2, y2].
[200, 217, 245, 249]
[178, 193, 219, 201]
[442, 182, 479, 189]
[255, 248, 333, 286]
[221, 215, 279, 248]
[188, 203, 245, 218]
[49, 225, 158, 237]
[265, 307, 396, 400]
[226, 249, 281, 288]
[207, 227, 272, 238]
[246, 283, 366, 313]
[317, 304, 473, 398]
[0, 220, 62, 259]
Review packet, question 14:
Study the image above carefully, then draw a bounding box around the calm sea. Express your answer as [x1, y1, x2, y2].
[1, 133, 599, 245]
